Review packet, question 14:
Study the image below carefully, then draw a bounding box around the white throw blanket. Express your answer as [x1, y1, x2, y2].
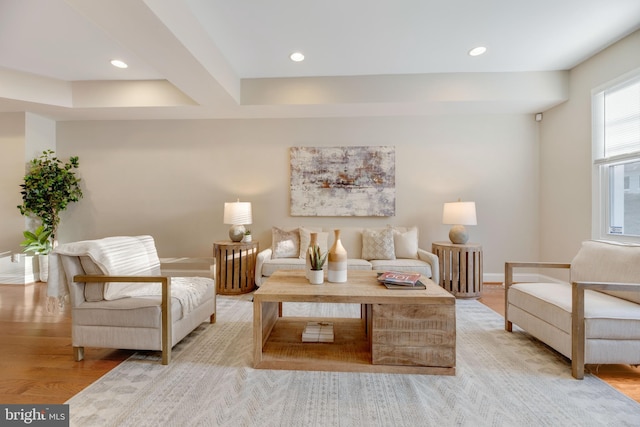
[48, 236, 211, 318]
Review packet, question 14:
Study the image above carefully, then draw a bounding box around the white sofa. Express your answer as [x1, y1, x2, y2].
[505, 240, 640, 379]
[255, 226, 439, 286]
[49, 235, 216, 365]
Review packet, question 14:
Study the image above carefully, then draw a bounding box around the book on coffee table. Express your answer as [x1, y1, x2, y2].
[382, 280, 427, 290]
[302, 322, 334, 343]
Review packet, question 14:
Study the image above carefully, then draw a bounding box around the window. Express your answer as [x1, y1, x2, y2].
[592, 71, 640, 241]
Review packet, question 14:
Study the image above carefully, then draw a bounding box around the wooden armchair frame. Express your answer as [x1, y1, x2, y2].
[504, 262, 571, 332]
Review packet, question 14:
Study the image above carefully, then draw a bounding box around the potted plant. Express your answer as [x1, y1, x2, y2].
[308, 244, 327, 285]
[20, 225, 53, 255]
[17, 150, 83, 282]
[242, 229, 252, 243]
[20, 226, 53, 281]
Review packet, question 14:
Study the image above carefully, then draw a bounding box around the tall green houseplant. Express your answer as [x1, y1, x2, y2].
[17, 150, 83, 242]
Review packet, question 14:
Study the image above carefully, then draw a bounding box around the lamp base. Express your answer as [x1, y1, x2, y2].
[449, 225, 469, 244]
[228, 225, 246, 242]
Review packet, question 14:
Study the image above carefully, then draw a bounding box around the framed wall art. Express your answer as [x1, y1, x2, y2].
[290, 146, 395, 216]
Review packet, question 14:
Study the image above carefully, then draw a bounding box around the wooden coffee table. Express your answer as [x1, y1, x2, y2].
[253, 270, 456, 375]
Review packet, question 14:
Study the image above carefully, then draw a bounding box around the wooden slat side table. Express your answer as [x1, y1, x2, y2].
[213, 241, 259, 295]
[432, 241, 483, 298]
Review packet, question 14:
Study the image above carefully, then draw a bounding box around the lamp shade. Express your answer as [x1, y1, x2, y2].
[223, 201, 252, 225]
[442, 201, 477, 226]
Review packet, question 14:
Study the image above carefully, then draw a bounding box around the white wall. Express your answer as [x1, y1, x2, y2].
[57, 114, 540, 276]
[25, 113, 56, 160]
[0, 113, 51, 284]
[540, 29, 640, 263]
[0, 113, 25, 253]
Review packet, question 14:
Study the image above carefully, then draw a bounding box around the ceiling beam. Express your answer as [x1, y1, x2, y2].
[64, 0, 239, 107]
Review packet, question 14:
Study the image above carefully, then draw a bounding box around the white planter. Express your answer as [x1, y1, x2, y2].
[308, 269, 324, 285]
[38, 254, 49, 283]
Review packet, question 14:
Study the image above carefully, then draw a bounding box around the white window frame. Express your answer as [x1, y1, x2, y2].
[592, 68, 640, 243]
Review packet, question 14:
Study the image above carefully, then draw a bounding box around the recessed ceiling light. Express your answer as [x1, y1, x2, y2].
[110, 59, 128, 69]
[468, 46, 487, 57]
[290, 52, 305, 62]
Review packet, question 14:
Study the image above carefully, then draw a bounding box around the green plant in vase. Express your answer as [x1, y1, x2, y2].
[308, 245, 327, 284]
[20, 225, 53, 255]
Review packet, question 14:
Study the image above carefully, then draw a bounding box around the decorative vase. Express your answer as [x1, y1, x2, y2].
[309, 269, 324, 285]
[305, 232, 318, 279]
[328, 229, 347, 283]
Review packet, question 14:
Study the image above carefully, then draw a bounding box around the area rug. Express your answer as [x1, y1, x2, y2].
[66, 296, 640, 426]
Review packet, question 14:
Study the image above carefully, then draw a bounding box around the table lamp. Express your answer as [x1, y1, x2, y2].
[224, 199, 252, 242]
[442, 200, 477, 244]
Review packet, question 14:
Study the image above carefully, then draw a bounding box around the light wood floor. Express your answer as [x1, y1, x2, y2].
[1, 282, 638, 405]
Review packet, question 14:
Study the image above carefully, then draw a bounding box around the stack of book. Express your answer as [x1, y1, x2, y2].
[377, 271, 426, 289]
[302, 322, 334, 342]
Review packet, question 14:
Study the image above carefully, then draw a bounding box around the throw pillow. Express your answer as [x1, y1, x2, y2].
[298, 227, 329, 259]
[271, 227, 300, 259]
[362, 227, 396, 260]
[393, 226, 419, 259]
[80, 256, 106, 302]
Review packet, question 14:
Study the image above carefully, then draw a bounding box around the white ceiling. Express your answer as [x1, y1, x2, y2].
[0, 0, 639, 120]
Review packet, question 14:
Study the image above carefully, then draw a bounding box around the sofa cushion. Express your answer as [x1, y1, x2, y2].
[509, 282, 640, 339]
[298, 227, 328, 259]
[271, 227, 300, 259]
[362, 227, 396, 260]
[80, 256, 105, 302]
[261, 258, 306, 277]
[392, 226, 419, 259]
[571, 240, 640, 304]
[347, 259, 374, 270]
[261, 257, 373, 276]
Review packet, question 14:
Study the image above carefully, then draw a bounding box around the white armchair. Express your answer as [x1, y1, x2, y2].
[505, 240, 640, 378]
[49, 235, 216, 364]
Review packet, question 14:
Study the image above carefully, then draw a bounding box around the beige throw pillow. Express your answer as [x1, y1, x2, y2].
[362, 227, 396, 260]
[298, 227, 329, 259]
[393, 226, 419, 259]
[271, 227, 300, 259]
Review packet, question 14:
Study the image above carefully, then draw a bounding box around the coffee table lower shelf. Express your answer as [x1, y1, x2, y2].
[255, 315, 455, 375]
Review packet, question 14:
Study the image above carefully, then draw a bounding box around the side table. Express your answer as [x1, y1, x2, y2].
[431, 241, 483, 298]
[213, 240, 259, 295]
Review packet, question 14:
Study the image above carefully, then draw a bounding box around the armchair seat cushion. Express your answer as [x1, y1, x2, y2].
[75, 297, 177, 328]
[73, 284, 215, 328]
[510, 282, 640, 340]
[262, 258, 306, 277]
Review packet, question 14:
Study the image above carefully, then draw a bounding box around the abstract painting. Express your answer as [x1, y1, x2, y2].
[290, 146, 395, 216]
